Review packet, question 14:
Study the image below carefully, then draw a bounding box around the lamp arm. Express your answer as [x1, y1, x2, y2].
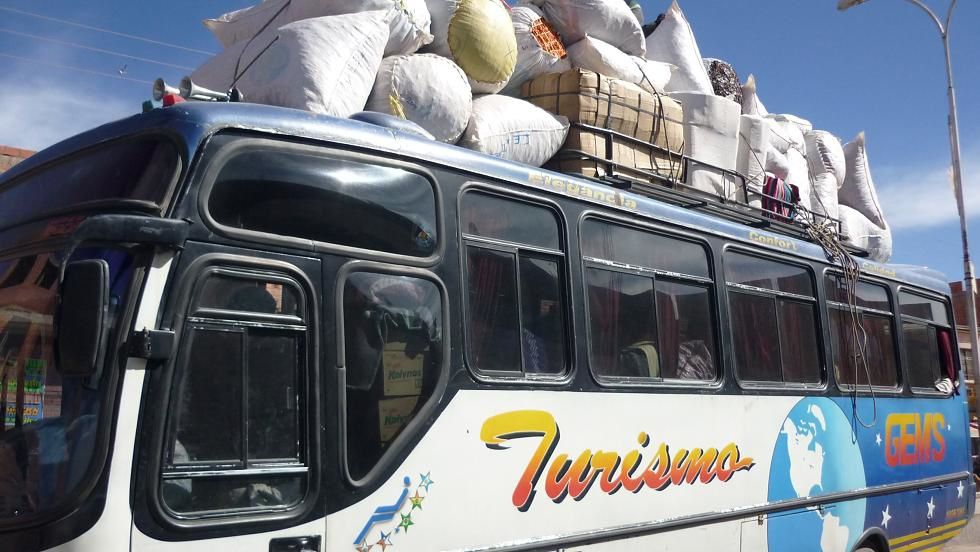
[904, 0, 947, 36]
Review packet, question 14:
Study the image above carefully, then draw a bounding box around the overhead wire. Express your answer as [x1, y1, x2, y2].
[0, 6, 215, 56]
[0, 28, 195, 71]
[0, 52, 152, 85]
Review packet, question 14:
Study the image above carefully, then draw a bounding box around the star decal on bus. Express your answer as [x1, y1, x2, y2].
[352, 472, 434, 549]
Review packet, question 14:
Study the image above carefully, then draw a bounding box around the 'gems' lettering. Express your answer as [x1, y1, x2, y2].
[480, 410, 755, 511]
[885, 412, 946, 466]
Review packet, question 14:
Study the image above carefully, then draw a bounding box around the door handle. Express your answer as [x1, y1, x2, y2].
[269, 536, 321, 552]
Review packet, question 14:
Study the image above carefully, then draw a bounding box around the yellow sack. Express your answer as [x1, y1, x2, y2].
[425, 0, 517, 94]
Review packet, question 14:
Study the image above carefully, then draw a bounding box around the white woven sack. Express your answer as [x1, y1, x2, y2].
[501, 5, 570, 97]
[645, 1, 711, 94]
[767, 116, 806, 156]
[458, 95, 569, 166]
[804, 130, 846, 221]
[366, 54, 473, 143]
[741, 74, 768, 117]
[204, 0, 431, 56]
[765, 146, 791, 181]
[805, 130, 846, 185]
[526, 0, 645, 56]
[737, 114, 770, 203]
[841, 132, 887, 228]
[785, 148, 812, 212]
[424, 0, 517, 94]
[190, 28, 277, 93]
[840, 205, 892, 262]
[209, 13, 389, 118]
[566, 37, 671, 95]
[672, 91, 741, 199]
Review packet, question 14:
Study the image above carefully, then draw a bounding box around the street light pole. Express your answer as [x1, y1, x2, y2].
[839, 0, 980, 414]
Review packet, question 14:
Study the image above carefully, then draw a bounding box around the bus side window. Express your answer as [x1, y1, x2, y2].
[161, 271, 309, 517]
[725, 252, 821, 385]
[460, 191, 568, 377]
[581, 219, 717, 383]
[342, 272, 443, 481]
[826, 275, 899, 388]
[899, 291, 954, 392]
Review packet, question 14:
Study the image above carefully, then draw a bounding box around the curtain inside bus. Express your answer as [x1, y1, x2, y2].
[0, 248, 134, 520]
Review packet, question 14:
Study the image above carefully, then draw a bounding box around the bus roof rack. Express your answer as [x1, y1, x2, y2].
[550, 122, 868, 259]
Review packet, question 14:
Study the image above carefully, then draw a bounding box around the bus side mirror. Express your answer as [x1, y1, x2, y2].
[57, 259, 110, 377]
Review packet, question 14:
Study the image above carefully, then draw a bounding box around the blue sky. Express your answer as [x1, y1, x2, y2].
[0, 0, 976, 281]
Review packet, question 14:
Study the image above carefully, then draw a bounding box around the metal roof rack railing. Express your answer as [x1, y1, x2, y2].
[549, 122, 865, 257]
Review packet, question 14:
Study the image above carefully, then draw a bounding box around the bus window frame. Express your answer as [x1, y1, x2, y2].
[457, 183, 574, 385]
[723, 246, 827, 392]
[822, 269, 903, 394]
[578, 211, 723, 390]
[196, 134, 445, 268]
[896, 286, 957, 397]
[334, 260, 451, 488]
[143, 253, 322, 532]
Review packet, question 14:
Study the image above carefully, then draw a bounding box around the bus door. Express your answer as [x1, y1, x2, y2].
[132, 239, 325, 552]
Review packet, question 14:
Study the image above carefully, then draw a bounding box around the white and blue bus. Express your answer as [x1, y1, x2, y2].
[0, 102, 973, 552]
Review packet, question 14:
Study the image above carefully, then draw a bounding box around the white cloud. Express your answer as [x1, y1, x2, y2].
[875, 150, 980, 231]
[0, 78, 133, 152]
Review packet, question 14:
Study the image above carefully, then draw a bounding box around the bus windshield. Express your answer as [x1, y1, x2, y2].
[0, 249, 135, 520]
[0, 135, 178, 522]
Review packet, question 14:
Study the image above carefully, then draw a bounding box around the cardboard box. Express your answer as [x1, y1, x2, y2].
[522, 69, 684, 182]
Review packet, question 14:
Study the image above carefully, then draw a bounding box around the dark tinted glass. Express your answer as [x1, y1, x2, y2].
[0, 137, 178, 229]
[725, 253, 813, 297]
[247, 332, 300, 461]
[581, 220, 709, 278]
[0, 249, 134, 520]
[170, 328, 243, 464]
[519, 257, 565, 374]
[899, 292, 949, 325]
[825, 276, 891, 311]
[778, 300, 821, 384]
[904, 322, 941, 388]
[730, 292, 781, 381]
[162, 474, 303, 515]
[209, 147, 437, 257]
[656, 281, 716, 380]
[587, 269, 658, 379]
[460, 192, 560, 250]
[197, 275, 301, 316]
[831, 309, 898, 387]
[466, 248, 521, 373]
[343, 272, 442, 480]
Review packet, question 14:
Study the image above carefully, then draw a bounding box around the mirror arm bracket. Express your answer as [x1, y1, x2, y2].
[127, 328, 176, 362]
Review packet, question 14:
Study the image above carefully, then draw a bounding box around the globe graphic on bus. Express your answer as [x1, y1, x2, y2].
[768, 398, 867, 552]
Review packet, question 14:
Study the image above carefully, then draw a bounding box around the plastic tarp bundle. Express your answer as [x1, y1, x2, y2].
[566, 37, 671, 94]
[645, 1, 712, 94]
[840, 205, 892, 262]
[526, 0, 645, 56]
[204, 0, 432, 57]
[366, 53, 472, 143]
[737, 114, 770, 202]
[741, 74, 768, 117]
[502, 5, 570, 96]
[703, 58, 741, 104]
[458, 94, 569, 166]
[804, 130, 846, 222]
[424, 0, 517, 94]
[193, 13, 389, 118]
[672, 91, 741, 199]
